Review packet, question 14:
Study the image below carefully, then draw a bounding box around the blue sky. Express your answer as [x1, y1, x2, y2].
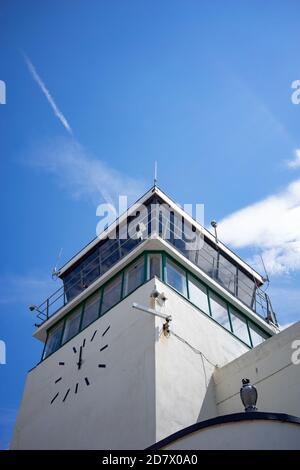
[1, 0, 300, 448]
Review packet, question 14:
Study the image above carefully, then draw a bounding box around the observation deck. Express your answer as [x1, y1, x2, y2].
[33, 187, 278, 331]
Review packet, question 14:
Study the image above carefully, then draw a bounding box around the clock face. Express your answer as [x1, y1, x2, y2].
[50, 324, 110, 404]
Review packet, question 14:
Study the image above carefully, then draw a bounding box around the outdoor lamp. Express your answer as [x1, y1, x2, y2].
[240, 378, 258, 412]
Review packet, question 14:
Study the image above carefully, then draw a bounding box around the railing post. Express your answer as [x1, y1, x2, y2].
[46, 298, 49, 319]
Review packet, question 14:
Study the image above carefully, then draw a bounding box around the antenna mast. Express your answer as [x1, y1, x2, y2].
[52, 247, 63, 279]
[154, 161, 158, 187]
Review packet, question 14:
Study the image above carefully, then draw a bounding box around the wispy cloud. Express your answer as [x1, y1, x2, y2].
[287, 148, 300, 169]
[218, 175, 300, 275]
[23, 53, 73, 135]
[0, 274, 54, 307]
[267, 283, 300, 326]
[23, 54, 145, 206]
[29, 137, 146, 207]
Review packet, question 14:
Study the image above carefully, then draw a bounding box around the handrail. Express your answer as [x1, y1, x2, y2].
[34, 209, 278, 327]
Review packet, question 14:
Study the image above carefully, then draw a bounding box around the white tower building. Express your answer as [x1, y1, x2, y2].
[11, 186, 300, 449]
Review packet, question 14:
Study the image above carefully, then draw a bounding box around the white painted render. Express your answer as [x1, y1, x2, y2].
[153, 279, 249, 442]
[12, 281, 157, 450]
[160, 420, 300, 450]
[214, 320, 300, 418]
[12, 278, 251, 449]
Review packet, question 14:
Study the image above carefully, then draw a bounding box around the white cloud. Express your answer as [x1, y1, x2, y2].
[287, 148, 300, 169]
[218, 178, 300, 275]
[29, 137, 145, 206]
[23, 53, 73, 135]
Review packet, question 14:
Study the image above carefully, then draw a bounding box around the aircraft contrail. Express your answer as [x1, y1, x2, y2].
[23, 53, 73, 135]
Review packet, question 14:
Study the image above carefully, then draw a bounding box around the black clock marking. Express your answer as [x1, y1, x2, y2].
[102, 325, 110, 337]
[77, 346, 83, 370]
[51, 392, 59, 404]
[90, 330, 97, 342]
[63, 388, 70, 402]
[52, 325, 110, 404]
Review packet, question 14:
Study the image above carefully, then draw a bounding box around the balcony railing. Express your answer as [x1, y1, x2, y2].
[34, 205, 278, 327]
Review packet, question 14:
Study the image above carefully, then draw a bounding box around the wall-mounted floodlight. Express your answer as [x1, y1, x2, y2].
[150, 287, 167, 306]
[29, 304, 44, 315]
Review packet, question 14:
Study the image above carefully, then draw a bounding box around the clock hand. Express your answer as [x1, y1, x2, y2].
[77, 346, 83, 370]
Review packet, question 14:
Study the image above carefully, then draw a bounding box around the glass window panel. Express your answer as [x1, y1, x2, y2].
[230, 307, 251, 345]
[249, 322, 268, 347]
[64, 266, 82, 302]
[209, 292, 231, 330]
[218, 255, 237, 294]
[44, 322, 64, 358]
[81, 291, 101, 330]
[165, 259, 187, 297]
[124, 258, 144, 296]
[82, 249, 100, 287]
[101, 275, 122, 315]
[188, 276, 210, 315]
[62, 307, 82, 344]
[148, 254, 162, 279]
[120, 237, 140, 258]
[159, 205, 172, 239]
[238, 270, 256, 308]
[100, 239, 121, 273]
[196, 240, 218, 278]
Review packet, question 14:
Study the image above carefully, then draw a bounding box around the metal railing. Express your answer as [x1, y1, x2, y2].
[34, 207, 278, 327]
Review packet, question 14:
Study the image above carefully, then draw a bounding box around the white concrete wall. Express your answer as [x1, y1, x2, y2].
[153, 279, 249, 443]
[214, 321, 300, 417]
[161, 419, 300, 450]
[13, 276, 289, 450]
[11, 281, 157, 450]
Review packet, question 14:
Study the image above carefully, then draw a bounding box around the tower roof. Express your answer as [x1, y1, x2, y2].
[58, 185, 264, 285]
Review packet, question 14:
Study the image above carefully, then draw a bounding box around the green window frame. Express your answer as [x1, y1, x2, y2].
[123, 257, 145, 296]
[81, 290, 102, 330]
[101, 274, 123, 316]
[187, 274, 210, 316]
[248, 321, 269, 347]
[229, 306, 251, 346]
[208, 291, 232, 332]
[43, 321, 64, 359]
[42, 250, 271, 361]
[165, 258, 188, 297]
[147, 253, 163, 280]
[61, 306, 82, 345]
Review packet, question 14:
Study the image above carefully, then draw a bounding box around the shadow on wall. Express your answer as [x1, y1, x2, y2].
[197, 375, 218, 422]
